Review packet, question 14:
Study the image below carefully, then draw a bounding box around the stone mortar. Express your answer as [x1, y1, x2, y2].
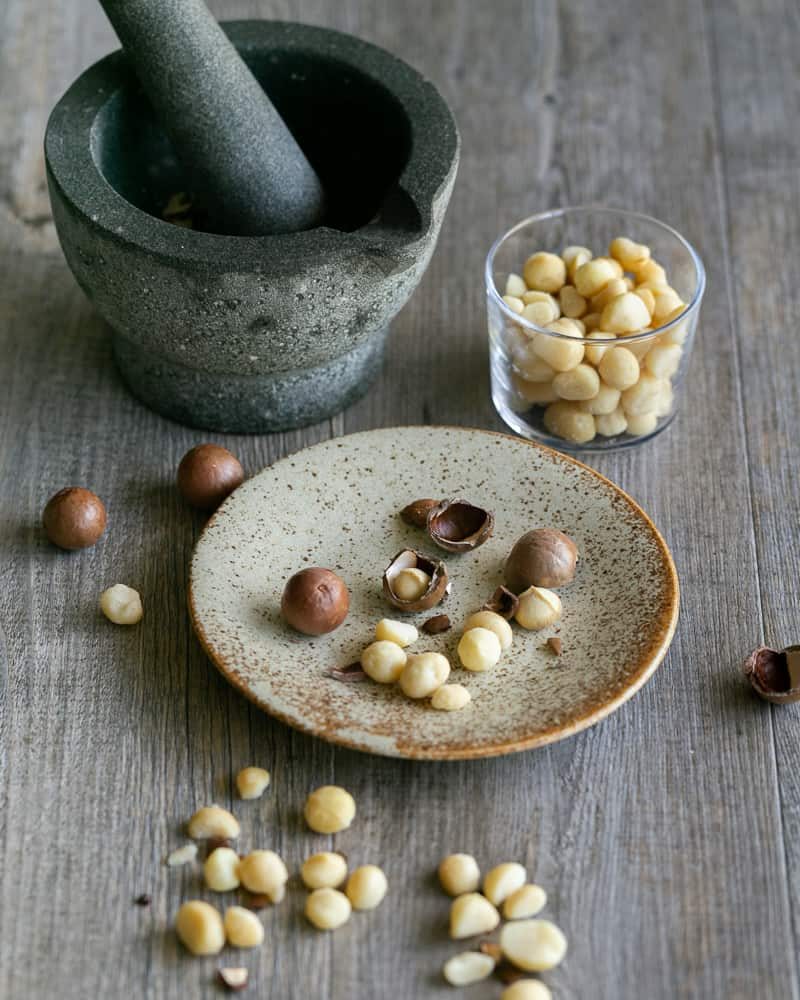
[45, 20, 459, 432]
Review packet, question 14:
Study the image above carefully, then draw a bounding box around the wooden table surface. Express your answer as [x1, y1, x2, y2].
[2, 1, 798, 997]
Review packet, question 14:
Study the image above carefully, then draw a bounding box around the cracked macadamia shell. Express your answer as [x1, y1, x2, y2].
[426, 498, 494, 552]
[382, 548, 448, 611]
[743, 645, 800, 704]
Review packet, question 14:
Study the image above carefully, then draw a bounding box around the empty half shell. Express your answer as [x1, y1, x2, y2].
[427, 499, 494, 553]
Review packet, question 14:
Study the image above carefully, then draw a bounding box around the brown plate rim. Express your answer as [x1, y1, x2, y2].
[188, 425, 680, 761]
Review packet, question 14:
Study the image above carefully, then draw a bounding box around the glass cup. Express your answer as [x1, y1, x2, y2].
[485, 206, 706, 451]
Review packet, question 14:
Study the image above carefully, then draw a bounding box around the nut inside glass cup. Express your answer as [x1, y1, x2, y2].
[485, 207, 706, 451]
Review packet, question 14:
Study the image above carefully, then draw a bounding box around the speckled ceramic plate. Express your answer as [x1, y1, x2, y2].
[189, 427, 678, 760]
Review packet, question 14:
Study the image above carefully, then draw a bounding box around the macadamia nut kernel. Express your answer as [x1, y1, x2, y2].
[431, 684, 472, 711]
[621, 373, 670, 416]
[187, 805, 240, 841]
[443, 951, 496, 986]
[523, 300, 560, 327]
[610, 236, 650, 269]
[552, 363, 600, 401]
[500, 918, 568, 971]
[236, 766, 271, 800]
[439, 854, 481, 896]
[600, 291, 651, 333]
[100, 584, 143, 625]
[176, 900, 225, 956]
[399, 652, 450, 698]
[513, 340, 556, 382]
[524, 252, 566, 293]
[645, 343, 682, 379]
[502, 982, 553, 1000]
[562, 245, 592, 280]
[652, 286, 685, 323]
[393, 567, 431, 602]
[483, 862, 527, 906]
[511, 373, 559, 407]
[515, 587, 562, 631]
[166, 843, 198, 868]
[361, 640, 407, 683]
[224, 906, 264, 948]
[533, 321, 584, 372]
[450, 892, 501, 939]
[505, 273, 527, 297]
[304, 786, 356, 834]
[463, 611, 513, 650]
[574, 257, 617, 298]
[458, 627, 503, 673]
[543, 401, 596, 444]
[503, 883, 548, 920]
[579, 381, 620, 415]
[345, 865, 388, 910]
[238, 850, 288, 899]
[375, 619, 418, 647]
[583, 331, 616, 366]
[595, 406, 628, 437]
[305, 888, 352, 930]
[590, 276, 628, 312]
[626, 411, 659, 436]
[204, 847, 241, 891]
[301, 852, 348, 890]
[598, 347, 640, 390]
[558, 285, 587, 318]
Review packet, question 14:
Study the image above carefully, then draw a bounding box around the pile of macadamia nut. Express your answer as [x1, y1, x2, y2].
[501, 237, 690, 444]
[347, 521, 577, 711]
[439, 851, 566, 998]
[165, 774, 387, 989]
[281, 494, 581, 714]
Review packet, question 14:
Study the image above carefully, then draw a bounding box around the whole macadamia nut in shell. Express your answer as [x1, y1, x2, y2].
[505, 529, 578, 591]
[42, 487, 106, 550]
[281, 568, 349, 636]
[177, 444, 244, 511]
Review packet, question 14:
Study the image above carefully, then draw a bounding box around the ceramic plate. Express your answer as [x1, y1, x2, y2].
[189, 427, 678, 760]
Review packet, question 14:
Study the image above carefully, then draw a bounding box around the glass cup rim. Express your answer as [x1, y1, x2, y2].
[484, 205, 707, 342]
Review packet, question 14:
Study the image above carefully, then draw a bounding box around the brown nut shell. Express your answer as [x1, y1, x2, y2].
[281, 568, 349, 636]
[504, 528, 578, 592]
[382, 549, 448, 612]
[400, 498, 439, 528]
[177, 444, 244, 511]
[482, 586, 520, 620]
[427, 499, 494, 553]
[42, 487, 107, 550]
[421, 614, 452, 634]
[743, 645, 800, 704]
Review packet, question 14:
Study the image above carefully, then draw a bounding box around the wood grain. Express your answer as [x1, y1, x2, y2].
[0, 0, 797, 997]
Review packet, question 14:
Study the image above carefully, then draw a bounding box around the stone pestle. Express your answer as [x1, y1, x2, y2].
[98, 0, 325, 235]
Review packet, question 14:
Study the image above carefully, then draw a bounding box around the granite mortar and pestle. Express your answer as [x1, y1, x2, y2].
[44, 0, 459, 432]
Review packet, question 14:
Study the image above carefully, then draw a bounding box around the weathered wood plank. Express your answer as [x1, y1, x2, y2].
[707, 0, 800, 988]
[0, 0, 796, 997]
